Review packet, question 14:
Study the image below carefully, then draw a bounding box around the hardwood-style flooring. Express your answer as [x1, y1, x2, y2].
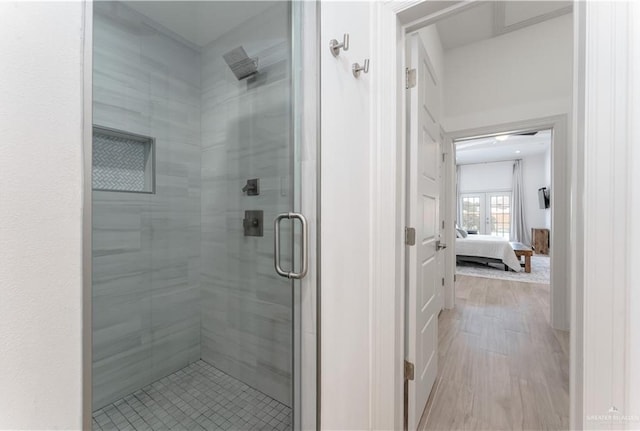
[419, 275, 570, 431]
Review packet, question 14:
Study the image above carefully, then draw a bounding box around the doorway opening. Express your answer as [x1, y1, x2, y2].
[401, 2, 573, 430]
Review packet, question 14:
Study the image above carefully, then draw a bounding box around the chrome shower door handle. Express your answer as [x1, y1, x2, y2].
[274, 213, 289, 278]
[274, 212, 309, 280]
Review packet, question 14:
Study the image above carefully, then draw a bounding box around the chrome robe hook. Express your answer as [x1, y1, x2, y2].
[329, 33, 349, 57]
[352, 59, 370, 78]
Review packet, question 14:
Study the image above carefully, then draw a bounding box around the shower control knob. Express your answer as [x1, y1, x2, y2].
[242, 178, 260, 196]
[243, 210, 263, 237]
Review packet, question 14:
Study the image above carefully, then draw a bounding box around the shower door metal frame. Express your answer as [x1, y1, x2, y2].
[82, 1, 94, 428]
[290, 1, 321, 429]
[81, 1, 320, 429]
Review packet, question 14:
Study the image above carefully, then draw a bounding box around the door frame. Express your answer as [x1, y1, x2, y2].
[367, 3, 482, 428]
[368, 1, 589, 429]
[81, 1, 320, 429]
[81, 2, 93, 427]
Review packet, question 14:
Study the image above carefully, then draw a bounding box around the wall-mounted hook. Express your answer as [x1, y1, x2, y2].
[352, 59, 370, 78]
[329, 34, 349, 57]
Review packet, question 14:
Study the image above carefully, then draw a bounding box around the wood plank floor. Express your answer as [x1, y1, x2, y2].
[419, 275, 570, 431]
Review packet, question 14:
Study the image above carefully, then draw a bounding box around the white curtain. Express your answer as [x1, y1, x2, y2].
[510, 160, 530, 244]
[456, 165, 462, 226]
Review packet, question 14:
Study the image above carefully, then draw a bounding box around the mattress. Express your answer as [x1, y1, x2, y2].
[456, 235, 522, 272]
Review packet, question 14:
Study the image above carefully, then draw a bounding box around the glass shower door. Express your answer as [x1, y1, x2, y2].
[199, 2, 299, 425]
[91, 2, 313, 430]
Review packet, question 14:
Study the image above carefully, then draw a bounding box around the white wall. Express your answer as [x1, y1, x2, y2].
[458, 161, 512, 192]
[522, 153, 551, 231]
[0, 2, 85, 429]
[627, 3, 640, 424]
[320, 1, 372, 428]
[578, 2, 640, 427]
[443, 13, 573, 132]
[543, 144, 552, 228]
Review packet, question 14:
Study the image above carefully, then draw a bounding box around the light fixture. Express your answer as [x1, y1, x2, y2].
[496, 135, 509, 141]
[515, 150, 521, 154]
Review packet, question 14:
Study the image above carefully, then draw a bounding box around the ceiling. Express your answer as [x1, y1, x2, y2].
[455, 130, 551, 165]
[435, 1, 573, 50]
[126, 1, 277, 48]
[124, 1, 572, 52]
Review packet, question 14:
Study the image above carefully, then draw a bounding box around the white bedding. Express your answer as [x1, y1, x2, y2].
[456, 235, 522, 272]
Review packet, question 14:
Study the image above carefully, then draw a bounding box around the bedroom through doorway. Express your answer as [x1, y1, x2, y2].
[454, 128, 552, 286]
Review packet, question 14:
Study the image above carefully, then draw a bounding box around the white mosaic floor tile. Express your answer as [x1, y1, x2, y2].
[93, 361, 291, 431]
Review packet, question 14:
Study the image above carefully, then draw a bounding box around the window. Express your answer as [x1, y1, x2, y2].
[488, 193, 510, 238]
[92, 126, 155, 193]
[460, 192, 511, 238]
[461, 195, 481, 232]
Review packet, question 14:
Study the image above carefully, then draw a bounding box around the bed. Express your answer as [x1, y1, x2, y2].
[456, 234, 523, 272]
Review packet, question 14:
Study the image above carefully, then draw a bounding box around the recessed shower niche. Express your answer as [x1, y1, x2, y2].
[92, 126, 155, 193]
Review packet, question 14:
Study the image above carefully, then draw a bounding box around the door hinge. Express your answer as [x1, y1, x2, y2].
[405, 68, 416, 89]
[454, 274, 457, 282]
[442, 152, 446, 162]
[404, 360, 415, 381]
[442, 277, 445, 286]
[442, 220, 445, 230]
[405, 227, 416, 246]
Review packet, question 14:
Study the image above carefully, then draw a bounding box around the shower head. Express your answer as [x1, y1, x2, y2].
[223, 46, 259, 81]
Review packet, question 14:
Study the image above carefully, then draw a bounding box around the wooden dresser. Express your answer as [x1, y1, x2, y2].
[531, 228, 550, 255]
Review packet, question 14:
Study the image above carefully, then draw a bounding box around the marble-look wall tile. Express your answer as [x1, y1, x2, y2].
[200, 3, 294, 406]
[92, 1, 201, 410]
[93, 0, 295, 412]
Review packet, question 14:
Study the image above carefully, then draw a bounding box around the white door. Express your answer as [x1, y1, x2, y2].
[406, 33, 441, 431]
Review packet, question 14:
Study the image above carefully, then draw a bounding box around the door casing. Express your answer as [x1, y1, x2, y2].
[367, 1, 579, 429]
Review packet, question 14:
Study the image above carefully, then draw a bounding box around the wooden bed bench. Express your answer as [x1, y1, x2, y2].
[510, 242, 533, 273]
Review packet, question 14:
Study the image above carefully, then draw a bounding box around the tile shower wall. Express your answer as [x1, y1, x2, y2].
[199, 3, 293, 405]
[92, 2, 202, 409]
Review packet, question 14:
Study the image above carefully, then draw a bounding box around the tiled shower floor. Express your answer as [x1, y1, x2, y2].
[92, 360, 292, 431]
